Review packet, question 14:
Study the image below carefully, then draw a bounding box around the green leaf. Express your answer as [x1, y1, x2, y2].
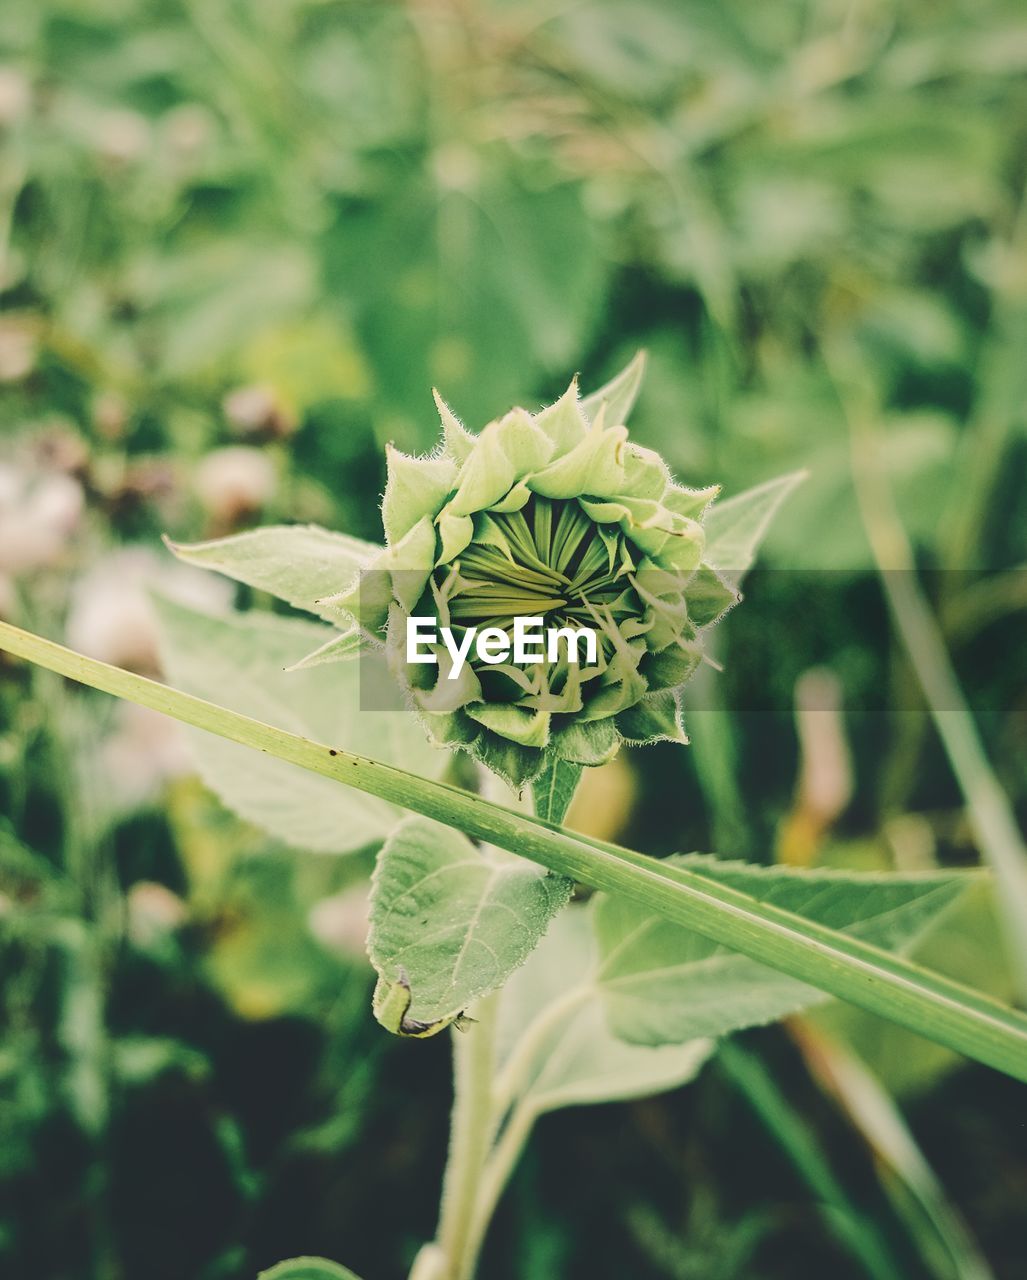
[811, 878, 1018, 1096]
[4, 617, 1027, 1084]
[258, 1259, 362, 1280]
[164, 524, 380, 623]
[368, 817, 572, 1034]
[154, 597, 442, 854]
[496, 906, 712, 1115]
[580, 350, 647, 427]
[284, 627, 363, 671]
[703, 472, 807, 586]
[596, 857, 969, 1046]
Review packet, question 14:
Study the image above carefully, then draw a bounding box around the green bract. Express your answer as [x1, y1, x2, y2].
[324, 356, 739, 787]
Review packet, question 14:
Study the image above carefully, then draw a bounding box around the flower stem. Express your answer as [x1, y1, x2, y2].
[434, 991, 500, 1280]
[428, 765, 585, 1280]
[462, 1099, 538, 1279]
[2, 619, 1027, 1080]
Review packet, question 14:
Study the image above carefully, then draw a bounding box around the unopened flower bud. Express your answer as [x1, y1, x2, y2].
[327, 358, 738, 786]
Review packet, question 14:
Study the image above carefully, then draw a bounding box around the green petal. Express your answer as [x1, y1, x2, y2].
[619, 444, 671, 500]
[534, 379, 588, 453]
[487, 480, 533, 513]
[317, 546, 393, 631]
[382, 446, 457, 545]
[416, 658, 482, 713]
[525, 663, 585, 714]
[528, 414, 628, 500]
[467, 702, 552, 749]
[579, 495, 682, 559]
[496, 409, 554, 475]
[686, 564, 740, 628]
[583, 674, 646, 721]
[641, 639, 703, 690]
[433, 389, 476, 464]
[616, 690, 687, 745]
[437, 510, 475, 563]
[640, 594, 690, 652]
[386, 515, 437, 611]
[474, 735, 546, 788]
[448, 409, 552, 517]
[666, 483, 720, 520]
[447, 426, 517, 515]
[653, 517, 705, 573]
[422, 707, 480, 747]
[553, 716, 620, 766]
[577, 496, 632, 525]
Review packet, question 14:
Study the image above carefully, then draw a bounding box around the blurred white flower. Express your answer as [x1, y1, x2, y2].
[92, 390, 130, 442]
[126, 880, 189, 948]
[162, 102, 215, 157]
[222, 384, 295, 440]
[0, 314, 39, 382]
[793, 667, 853, 826]
[100, 702, 193, 809]
[0, 460, 84, 573]
[0, 67, 30, 127]
[195, 445, 277, 526]
[95, 109, 150, 166]
[778, 667, 854, 865]
[308, 885, 371, 959]
[65, 545, 231, 673]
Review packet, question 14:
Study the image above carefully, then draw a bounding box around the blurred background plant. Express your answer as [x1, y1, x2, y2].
[1, 1, 1025, 1278]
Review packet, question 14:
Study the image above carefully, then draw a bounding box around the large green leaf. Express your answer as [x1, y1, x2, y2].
[154, 597, 441, 854]
[596, 857, 969, 1046]
[258, 1260, 362, 1280]
[368, 817, 571, 1033]
[496, 906, 712, 1115]
[165, 524, 379, 624]
[703, 472, 807, 585]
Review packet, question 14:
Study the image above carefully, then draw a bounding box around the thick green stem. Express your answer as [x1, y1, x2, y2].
[431, 763, 585, 1280]
[435, 992, 500, 1280]
[2, 620, 1027, 1080]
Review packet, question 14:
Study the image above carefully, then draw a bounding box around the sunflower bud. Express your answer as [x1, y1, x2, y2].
[330, 358, 739, 786]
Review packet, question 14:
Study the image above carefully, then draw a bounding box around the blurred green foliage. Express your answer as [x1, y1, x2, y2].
[2, 0, 1026, 1278]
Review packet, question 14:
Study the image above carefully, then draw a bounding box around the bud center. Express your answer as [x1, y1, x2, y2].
[441, 496, 629, 629]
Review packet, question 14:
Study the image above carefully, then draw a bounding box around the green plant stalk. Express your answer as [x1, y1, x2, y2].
[832, 344, 1027, 1003]
[433, 766, 585, 1279]
[461, 985, 595, 1278]
[718, 1041, 905, 1280]
[3, 619, 1027, 1082]
[790, 1021, 995, 1280]
[434, 991, 500, 1280]
[463, 1096, 538, 1278]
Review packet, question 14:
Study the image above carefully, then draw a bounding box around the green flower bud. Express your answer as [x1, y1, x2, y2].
[331, 357, 739, 787]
